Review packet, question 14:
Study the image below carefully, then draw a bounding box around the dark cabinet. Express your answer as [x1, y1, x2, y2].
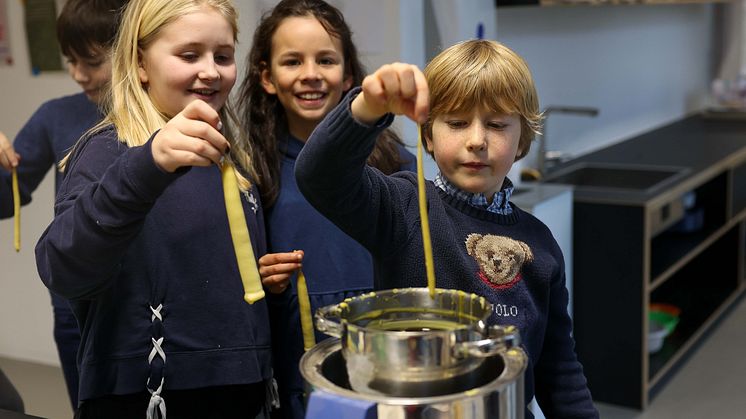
[566, 116, 746, 409]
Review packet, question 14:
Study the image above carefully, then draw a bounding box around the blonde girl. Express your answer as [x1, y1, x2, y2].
[37, 1, 272, 417]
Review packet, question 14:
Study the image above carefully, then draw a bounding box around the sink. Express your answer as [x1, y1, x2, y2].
[542, 162, 689, 192]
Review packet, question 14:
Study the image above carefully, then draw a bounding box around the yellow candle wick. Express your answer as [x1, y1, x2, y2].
[417, 126, 436, 298]
[221, 162, 265, 304]
[296, 269, 316, 351]
[12, 168, 20, 252]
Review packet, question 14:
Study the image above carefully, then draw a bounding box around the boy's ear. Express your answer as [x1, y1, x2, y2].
[424, 130, 435, 153]
[260, 62, 277, 95]
[137, 48, 148, 85]
[515, 145, 524, 160]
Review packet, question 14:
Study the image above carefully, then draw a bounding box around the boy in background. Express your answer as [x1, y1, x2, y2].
[0, 0, 128, 410]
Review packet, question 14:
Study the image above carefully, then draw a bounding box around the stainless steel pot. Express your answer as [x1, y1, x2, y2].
[315, 288, 520, 395]
[301, 337, 527, 419]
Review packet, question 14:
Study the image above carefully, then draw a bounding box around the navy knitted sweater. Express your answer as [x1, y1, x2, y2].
[0, 93, 100, 218]
[296, 89, 599, 419]
[35, 127, 272, 402]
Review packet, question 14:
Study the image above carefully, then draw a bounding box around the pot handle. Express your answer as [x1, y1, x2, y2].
[314, 303, 344, 338]
[454, 325, 521, 359]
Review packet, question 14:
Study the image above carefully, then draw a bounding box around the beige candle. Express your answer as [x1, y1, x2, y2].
[296, 269, 316, 351]
[221, 162, 265, 304]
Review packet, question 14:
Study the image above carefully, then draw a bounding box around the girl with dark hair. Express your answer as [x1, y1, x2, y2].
[236, 1, 415, 417]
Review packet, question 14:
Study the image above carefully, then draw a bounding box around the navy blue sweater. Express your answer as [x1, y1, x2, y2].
[35, 126, 272, 402]
[266, 134, 415, 418]
[0, 93, 100, 217]
[296, 89, 599, 419]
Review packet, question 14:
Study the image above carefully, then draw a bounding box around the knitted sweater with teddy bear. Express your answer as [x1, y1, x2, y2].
[295, 88, 599, 419]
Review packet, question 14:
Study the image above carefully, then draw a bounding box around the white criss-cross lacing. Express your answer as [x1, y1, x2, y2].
[146, 377, 166, 419]
[146, 304, 166, 419]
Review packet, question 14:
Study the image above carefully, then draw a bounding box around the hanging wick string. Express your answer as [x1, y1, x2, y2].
[296, 268, 316, 351]
[416, 125, 436, 298]
[12, 168, 20, 252]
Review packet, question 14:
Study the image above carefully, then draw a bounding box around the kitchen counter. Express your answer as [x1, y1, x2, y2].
[559, 111, 746, 409]
[547, 113, 746, 206]
[510, 182, 572, 211]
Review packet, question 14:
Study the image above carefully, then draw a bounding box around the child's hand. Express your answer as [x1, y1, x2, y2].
[0, 131, 20, 171]
[258, 250, 304, 294]
[151, 100, 231, 173]
[353, 62, 429, 125]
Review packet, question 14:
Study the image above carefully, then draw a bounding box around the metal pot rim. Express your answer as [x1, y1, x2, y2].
[316, 287, 493, 337]
[300, 338, 528, 405]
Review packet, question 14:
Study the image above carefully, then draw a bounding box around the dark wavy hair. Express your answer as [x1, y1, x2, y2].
[237, 0, 410, 207]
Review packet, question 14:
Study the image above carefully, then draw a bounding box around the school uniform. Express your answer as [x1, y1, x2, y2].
[35, 126, 272, 417]
[295, 88, 600, 419]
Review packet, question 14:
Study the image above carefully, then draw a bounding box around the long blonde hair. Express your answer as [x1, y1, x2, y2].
[63, 0, 256, 189]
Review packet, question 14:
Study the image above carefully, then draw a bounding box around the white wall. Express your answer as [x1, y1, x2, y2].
[498, 4, 715, 180]
[419, 2, 715, 181]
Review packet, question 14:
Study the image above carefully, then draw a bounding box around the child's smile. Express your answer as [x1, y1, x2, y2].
[295, 89, 328, 107]
[137, 5, 236, 118]
[261, 16, 352, 140]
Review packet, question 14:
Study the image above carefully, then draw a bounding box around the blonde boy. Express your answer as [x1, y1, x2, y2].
[296, 40, 599, 418]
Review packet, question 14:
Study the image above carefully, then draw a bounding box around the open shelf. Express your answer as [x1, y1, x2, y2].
[732, 161, 746, 216]
[648, 226, 739, 380]
[564, 114, 746, 411]
[571, 166, 744, 409]
[650, 173, 727, 280]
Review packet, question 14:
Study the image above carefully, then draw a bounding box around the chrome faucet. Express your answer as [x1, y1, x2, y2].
[537, 106, 599, 176]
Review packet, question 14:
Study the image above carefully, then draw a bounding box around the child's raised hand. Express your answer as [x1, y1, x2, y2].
[151, 100, 231, 173]
[353, 62, 429, 125]
[258, 250, 304, 294]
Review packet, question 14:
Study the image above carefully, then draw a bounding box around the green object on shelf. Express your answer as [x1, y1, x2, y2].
[649, 309, 679, 334]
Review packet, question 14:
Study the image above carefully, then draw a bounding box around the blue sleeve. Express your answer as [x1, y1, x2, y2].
[35, 130, 183, 300]
[0, 105, 57, 218]
[295, 88, 413, 255]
